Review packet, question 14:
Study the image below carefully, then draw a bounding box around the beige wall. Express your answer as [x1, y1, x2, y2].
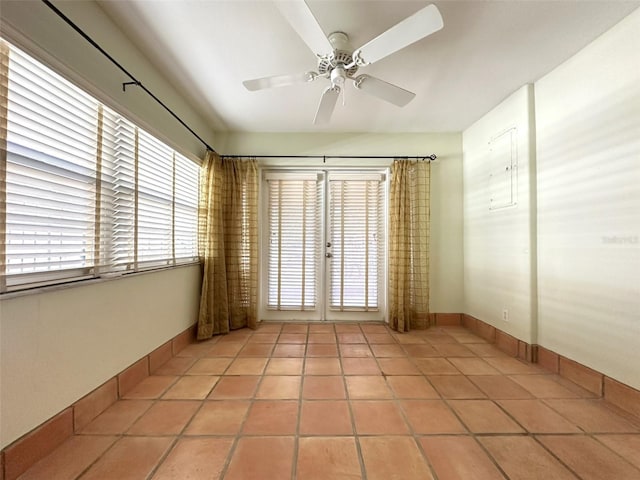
[462, 85, 537, 343]
[461, 8, 639, 390]
[0, 266, 201, 448]
[0, 0, 216, 159]
[535, 9, 640, 389]
[222, 132, 464, 314]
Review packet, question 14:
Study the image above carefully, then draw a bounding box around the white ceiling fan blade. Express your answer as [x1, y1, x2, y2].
[243, 72, 316, 91]
[353, 4, 443, 65]
[354, 75, 415, 107]
[314, 86, 340, 124]
[275, 0, 333, 55]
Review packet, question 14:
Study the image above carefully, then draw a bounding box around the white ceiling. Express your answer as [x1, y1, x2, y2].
[96, 0, 639, 133]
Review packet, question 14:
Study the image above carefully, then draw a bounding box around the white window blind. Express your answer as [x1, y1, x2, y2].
[329, 174, 385, 310]
[266, 173, 321, 310]
[137, 129, 173, 267]
[174, 152, 199, 261]
[3, 45, 99, 288]
[0, 39, 199, 293]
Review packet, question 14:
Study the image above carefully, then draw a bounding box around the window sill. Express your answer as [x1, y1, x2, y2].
[0, 261, 202, 301]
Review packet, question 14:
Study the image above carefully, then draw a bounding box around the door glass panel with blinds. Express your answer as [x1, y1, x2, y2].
[262, 170, 386, 321]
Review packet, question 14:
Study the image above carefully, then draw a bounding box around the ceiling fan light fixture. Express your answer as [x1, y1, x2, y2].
[330, 65, 347, 86]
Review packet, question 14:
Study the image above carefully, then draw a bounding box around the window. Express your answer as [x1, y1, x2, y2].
[0, 39, 200, 293]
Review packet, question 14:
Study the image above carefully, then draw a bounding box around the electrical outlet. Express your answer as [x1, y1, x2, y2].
[502, 308, 509, 322]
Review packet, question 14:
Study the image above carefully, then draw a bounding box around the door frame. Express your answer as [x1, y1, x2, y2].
[258, 166, 389, 322]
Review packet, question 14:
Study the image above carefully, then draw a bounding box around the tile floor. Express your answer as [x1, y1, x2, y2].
[18, 323, 640, 479]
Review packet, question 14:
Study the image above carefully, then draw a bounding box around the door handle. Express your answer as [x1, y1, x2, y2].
[325, 252, 333, 258]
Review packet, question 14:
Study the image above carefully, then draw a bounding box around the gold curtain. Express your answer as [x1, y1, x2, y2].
[197, 152, 258, 339]
[388, 159, 430, 332]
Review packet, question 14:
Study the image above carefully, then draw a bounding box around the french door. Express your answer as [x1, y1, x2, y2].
[260, 170, 387, 321]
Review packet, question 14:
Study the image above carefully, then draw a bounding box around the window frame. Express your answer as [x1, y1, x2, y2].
[0, 39, 201, 295]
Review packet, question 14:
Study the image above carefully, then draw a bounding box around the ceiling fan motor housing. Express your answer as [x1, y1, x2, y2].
[318, 32, 359, 78]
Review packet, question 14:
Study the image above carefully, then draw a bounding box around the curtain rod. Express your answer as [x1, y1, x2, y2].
[221, 154, 437, 162]
[40, 0, 215, 153]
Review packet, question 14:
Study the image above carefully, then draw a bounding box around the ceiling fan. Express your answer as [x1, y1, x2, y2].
[243, 1, 444, 124]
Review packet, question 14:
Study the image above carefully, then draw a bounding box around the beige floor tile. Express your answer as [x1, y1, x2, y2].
[415, 358, 460, 375]
[17, 436, 117, 480]
[206, 342, 244, 357]
[308, 324, 335, 333]
[337, 333, 367, 344]
[80, 437, 173, 480]
[304, 357, 342, 375]
[335, 324, 363, 333]
[538, 435, 640, 480]
[223, 436, 295, 480]
[386, 376, 440, 399]
[282, 324, 308, 333]
[399, 400, 466, 434]
[273, 344, 306, 357]
[162, 376, 219, 400]
[81, 400, 152, 434]
[186, 357, 233, 375]
[238, 343, 275, 357]
[359, 324, 388, 333]
[468, 375, 534, 399]
[595, 434, 640, 470]
[345, 376, 393, 399]
[420, 436, 505, 480]
[365, 333, 397, 344]
[265, 358, 304, 375]
[351, 401, 410, 434]
[421, 332, 458, 344]
[339, 344, 373, 357]
[480, 436, 578, 480]
[208, 376, 260, 399]
[302, 376, 346, 399]
[121, 376, 177, 399]
[299, 400, 353, 435]
[360, 436, 433, 480]
[448, 400, 524, 433]
[225, 357, 268, 375]
[297, 437, 361, 480]
[307, 333, 336, 344]
[278, 333, 307, 344]
[152, 437, 233, 480]
[341, 357, 381, 375]
[241, 400, 298, 435]
[465, 343, 508, 357]
[393, 334, 427, 344]
[255, 375, 301, 399]
[402, 344, 440, 357]
[306, 344, 339, 357]
[484, 356, 546, 374]
[509, 374, 581, 398]
[497, 399, 581, 433]
[246, 333, 279, 344]
[153, 356, 197, 375]
[544, 399, 639, 433]
[377, 358, 421, 375]
[448, 357, 502, 375]
[255, 323, 283, 333]
[428, 375, 486, 399]
[127, 401, 200, 435]
[433, 344, 476, 357]
[184, 400, 250, 435]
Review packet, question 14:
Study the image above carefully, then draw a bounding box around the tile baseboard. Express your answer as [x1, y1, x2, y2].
[0, 323, 197, 480]
[456, 313, 640, 423]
